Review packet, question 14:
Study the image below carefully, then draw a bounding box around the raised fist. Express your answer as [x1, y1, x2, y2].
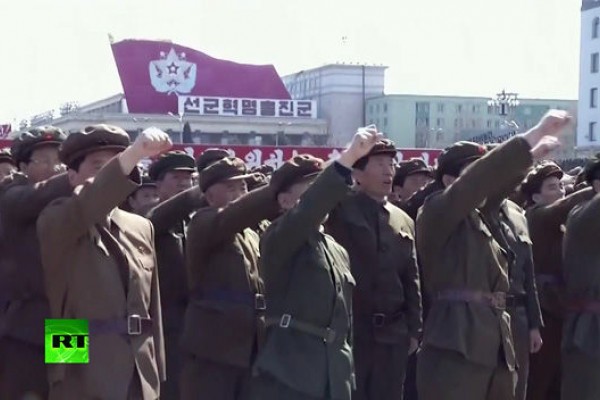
[132, 127, 173, 159]
[346, 125, 383, 161]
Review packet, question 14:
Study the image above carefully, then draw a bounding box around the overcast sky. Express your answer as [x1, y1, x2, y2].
[0, 0, 581, 122]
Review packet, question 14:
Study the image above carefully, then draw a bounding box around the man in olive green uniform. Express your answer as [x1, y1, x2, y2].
[416, 110, 571, 400]
[391, 158, 432, 206]
[481, 183, 544, 400]
[560, 156, 600, 400]
[246, 128, 382, 400]
[521, 161, 594, 400]
[180, 157, 279, 400]
[0, 127, 69, 400]
[326, 139, 422, 400]
[145, 150, 197, 400]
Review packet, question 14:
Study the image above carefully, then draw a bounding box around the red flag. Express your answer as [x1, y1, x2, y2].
[0, 124, 11, 139]
[111, 39, 291, 114]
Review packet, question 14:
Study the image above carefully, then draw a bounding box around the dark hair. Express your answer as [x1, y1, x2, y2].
[68, 155, 86, 172]
[353, 157, 369, 171]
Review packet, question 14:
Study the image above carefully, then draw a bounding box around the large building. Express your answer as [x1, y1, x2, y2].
[282, 64, 387, 146]
[366, 94, 578, 159]
[578, 0, 600, 149]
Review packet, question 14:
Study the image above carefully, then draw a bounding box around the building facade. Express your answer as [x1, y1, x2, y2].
[366, 94, 578, 159]
[282, 64, 387, 146]
[578, 0, 600, 149]
[17, 94, 328, 147]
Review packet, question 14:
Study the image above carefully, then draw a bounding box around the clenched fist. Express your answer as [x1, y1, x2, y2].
[524, 110, 572, 156]
[338, 125, 384, 169]
[119, 127, 172, 177]
[132, 127, 173, 159]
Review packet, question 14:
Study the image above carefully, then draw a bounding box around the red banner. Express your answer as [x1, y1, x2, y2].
[158, 144, 441, 170]
[0, 141, 442, 169]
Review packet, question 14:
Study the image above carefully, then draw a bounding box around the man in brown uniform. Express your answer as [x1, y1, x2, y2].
[0, 127, 69, 400]
[127, 175, 159, 215]
[391, 158, 432, 206]
[37, 125, 169, 399]
[416, 110, 571, 400]
[326, 139, 422, 400]
[481, 182, 544, 400]
[180, 157, 278, 400]
[521, 161, 594, 400]
[145, 150, 196, 399]
[560, 156, 600, 399]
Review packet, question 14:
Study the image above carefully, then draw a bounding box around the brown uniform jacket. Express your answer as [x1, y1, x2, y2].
[417, 136, 533, 370]
[0, 172, 71, 345]
[37, 158, 165, 400]
[146, 187, 206, 333]
[526, 187, 594, 318]
[562, 194, 600, 358]
[181, 185, 278, 368]
[327, 192, 422, 342]
[255, 164, 355, 400]
[482, 199, 544, 330]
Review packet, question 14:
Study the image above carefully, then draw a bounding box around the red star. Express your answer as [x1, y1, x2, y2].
[167, 62, 179, 75]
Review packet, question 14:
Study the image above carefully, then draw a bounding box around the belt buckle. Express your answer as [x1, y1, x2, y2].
[490, 292, 506, 310]
[372, 313, 386, 328]
[127, 314, 142, 335]
[255, 294, 267, 311]
[324, 328, 336, 343]
[279, 314, 292, 329]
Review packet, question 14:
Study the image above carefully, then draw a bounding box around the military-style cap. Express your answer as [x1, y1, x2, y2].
[270, 154, 324, 195]
[140, 174, 156, 188]
[583, 154, 600, 184]
[59, 124, 130, 168]
[246, 172, 269, 191]
[353, 139, 397, 167]
[520, 161, 563, 197]
[393, 158, 431, 186]
[198, 157, 253, 192]
[148, 150, 196, 181]
[196, 148, 230, 172]
[436, 141, 487, 179]
[11, 126, 67, 165]
[252, 164, 275, 176]
[0, 148, 14, 165]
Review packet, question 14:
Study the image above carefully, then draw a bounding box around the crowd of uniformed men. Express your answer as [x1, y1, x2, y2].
[0, 109, 597, 400]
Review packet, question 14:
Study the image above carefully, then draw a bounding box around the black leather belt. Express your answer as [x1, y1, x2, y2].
[371, 311, 404, 328]
[193, 288, 266, 311]
[266, 314, 337, 343]
[89, 315, 153, 336]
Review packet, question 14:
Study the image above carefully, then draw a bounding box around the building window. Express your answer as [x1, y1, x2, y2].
[590, 121, 597, 141]
[495, 120, 501, 129]
[471, 120, 477, 128]
[369, 105, 373, 113]
[487, 120, 492, 129]
[593, 53, 599, 73]
[456, 104, 463, 113]
[376, 104, 380, 113]
[384, 103, 388, 113]
[594, 17, 600, 39]
[487, 105, 494, 114]
[436, 118, 444, 127]
[437, 103, 445, 113]
[384, 117, 388, 126]
[591, 88, 598, 108]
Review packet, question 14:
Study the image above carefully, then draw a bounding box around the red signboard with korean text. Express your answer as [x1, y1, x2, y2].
[0, 140, 441, 169]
